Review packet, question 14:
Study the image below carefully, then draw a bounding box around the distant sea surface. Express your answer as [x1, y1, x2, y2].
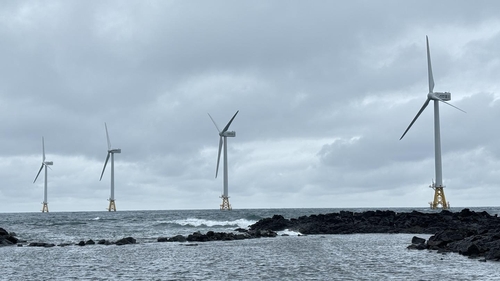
[1, 207, 499, 280]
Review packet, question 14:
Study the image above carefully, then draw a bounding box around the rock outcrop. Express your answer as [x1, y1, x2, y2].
[249, 209, 500, 235]
[157, 229, 277, 243]
[250, 208, 500, 261]
[407, 209, 500, 261]
[0, 227, 18, 246]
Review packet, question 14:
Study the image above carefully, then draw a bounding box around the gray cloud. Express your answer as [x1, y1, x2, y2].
[1, 1, 499, 211]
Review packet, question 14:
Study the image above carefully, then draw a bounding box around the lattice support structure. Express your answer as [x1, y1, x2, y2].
[429, 182, 449, 209]
[220, 195, 232, 210]
[108, 199, 116, 212]
[42, 203, 49, 213]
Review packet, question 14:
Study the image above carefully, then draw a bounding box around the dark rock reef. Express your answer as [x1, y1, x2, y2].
[0, 227, 19, 246]
[157, 229, 277, 243]
[408, 210, 500, 261]
[250, 208, 500, 261]
[1, 227, 277, 248]
[249, 208, 499, 235]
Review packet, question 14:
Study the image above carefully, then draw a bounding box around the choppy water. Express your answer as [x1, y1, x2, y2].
[1, 207, 499, 280]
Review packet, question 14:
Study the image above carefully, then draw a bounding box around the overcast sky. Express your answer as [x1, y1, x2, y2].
[0, 1, 499, 212]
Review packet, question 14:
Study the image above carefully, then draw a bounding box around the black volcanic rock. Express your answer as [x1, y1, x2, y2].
[158, 235, 187, 242]
[249, 208, 500, 235]
[249, 215, 291, 231]
[250, 208, 500, 261]
[0, 228, 8, 236]
[407, 236, 427, 250]
[158, 229, 275, 243]
[28, 242, 55, 247]
[0, 228, 19, 246]
[115, 237, 136, 245]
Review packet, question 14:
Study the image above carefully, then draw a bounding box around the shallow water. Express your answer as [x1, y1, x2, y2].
[1, 207, 498, 280]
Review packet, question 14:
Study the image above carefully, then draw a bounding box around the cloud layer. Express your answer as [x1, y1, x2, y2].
[1, 1, 499, 212]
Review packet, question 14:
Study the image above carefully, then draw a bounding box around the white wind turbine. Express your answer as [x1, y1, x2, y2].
[99, 122, 121, 211]
[208, 110, 239, 210]
[400, 36, 465, 209]
[33, 137, 53, 213]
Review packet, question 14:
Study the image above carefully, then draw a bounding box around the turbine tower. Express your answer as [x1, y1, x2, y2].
[400, 36, 465, 209]
[99, 122, 121, 212]
[208, 110, 239, 210]
[34, 137, 53, 213]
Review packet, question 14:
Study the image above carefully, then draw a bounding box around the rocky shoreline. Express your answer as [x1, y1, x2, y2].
[0, 226, 278, 248]
[2, 208, 500, 261]
[249, 208, 500, 261]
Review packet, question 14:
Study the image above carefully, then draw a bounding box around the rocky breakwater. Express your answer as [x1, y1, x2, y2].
[0, 228, 137, 248]
[0, 226, 278, 248]
[249, 208, 500, 235]
[157, 229, 278, 243]
[408, 208, 500, 261]
[250, 208, 500, 261]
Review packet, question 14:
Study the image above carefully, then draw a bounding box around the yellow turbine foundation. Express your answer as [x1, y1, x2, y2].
[220, 196, 232, 210]
[429, 184, 449, 209]
[42, 203, 49, 213]
[108, 200, 116, 212]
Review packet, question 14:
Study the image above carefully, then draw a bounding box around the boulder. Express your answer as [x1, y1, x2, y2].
[28, 242, 55, 247]
[115, 237, 136, 245]
[157, 235, 187, 242]
[407, 236, 427, 250]
[0, 227, 18, 246]
[97, 239, 112, 245]
[0, 227, 8, 236]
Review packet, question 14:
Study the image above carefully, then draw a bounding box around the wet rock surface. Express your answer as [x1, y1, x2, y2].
[1, 227, 277, 248]
[157, 229, 277, 243]
[0, 227, 19, 246]
[250, 208, 500, 261]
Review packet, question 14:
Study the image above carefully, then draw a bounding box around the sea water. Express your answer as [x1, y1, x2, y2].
[1, 207, 499, 280]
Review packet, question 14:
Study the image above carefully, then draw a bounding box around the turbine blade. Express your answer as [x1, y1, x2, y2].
[433, 95, 467, 113]
[222, 110, 239, 133]
[105, 122, 111, 150]
[426, 36, 435, 93]
[400, 98, 430, 140]
[34, 164, 44, 183]
[208, 113, 221, 133]
[99, 152, 111, 181]
[215, 136, 223, 178]
[42, 137, 46, 162]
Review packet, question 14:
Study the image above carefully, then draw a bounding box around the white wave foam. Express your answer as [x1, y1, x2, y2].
[278, 229, 302, 236]
[169, 218, 256, 229]
[89, 217, 100, 221]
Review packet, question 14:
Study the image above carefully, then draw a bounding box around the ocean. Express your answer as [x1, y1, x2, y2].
[1, 207, 499, 280]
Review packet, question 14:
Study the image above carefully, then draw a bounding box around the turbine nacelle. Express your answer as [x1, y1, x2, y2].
[221, 131, 236, 137]
[428, 92, 451, 101]
[109, 149, 122, 153]
[44, 161, 53, 166]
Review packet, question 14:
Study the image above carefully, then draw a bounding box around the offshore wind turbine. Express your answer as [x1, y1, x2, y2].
[33, 137, 53, 213]
[400, 36, 465, 209]
[208, 110, 239, 210]
[99, 122, 121, 212]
